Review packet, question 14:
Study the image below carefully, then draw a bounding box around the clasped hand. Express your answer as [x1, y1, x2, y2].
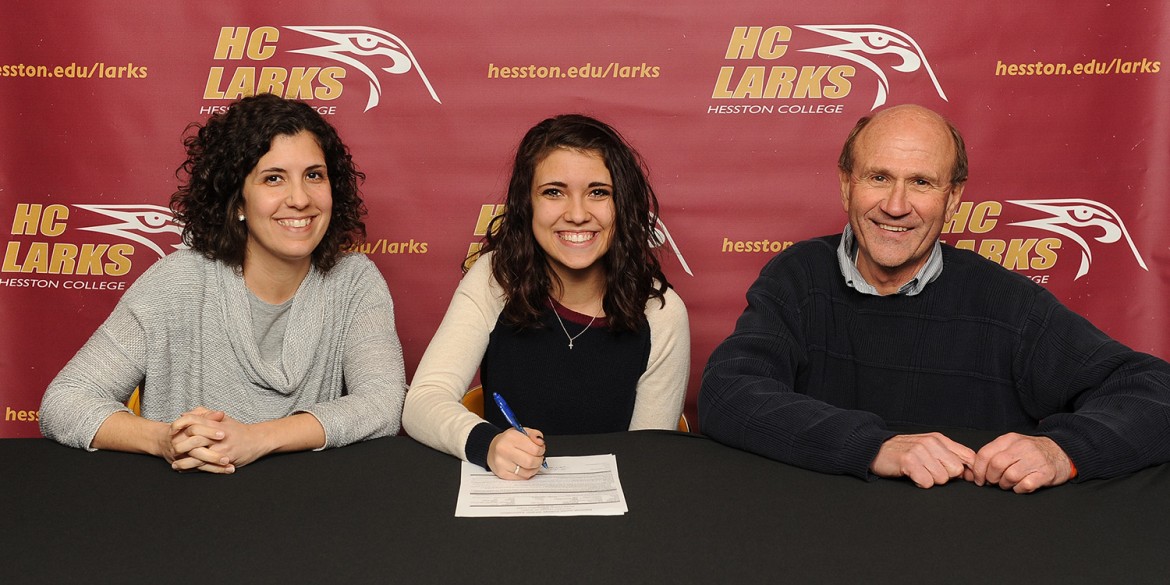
[165, 406, 269, 474]
[870, 432, 1073, 493]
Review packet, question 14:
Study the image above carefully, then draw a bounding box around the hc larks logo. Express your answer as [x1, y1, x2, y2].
[204, 26, 440, 112]
[713, 24, 946, 111]
[799, 24, 947, 110]
[76, 204, 185, 259]
[1008, 198, 1148, 280]
[4, 203, 184, 278]
[286, 26, 441, 111]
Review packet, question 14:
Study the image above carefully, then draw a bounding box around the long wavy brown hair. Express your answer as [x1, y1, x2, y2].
[474, 114, 670, 332]
[171, 93, 366, 273]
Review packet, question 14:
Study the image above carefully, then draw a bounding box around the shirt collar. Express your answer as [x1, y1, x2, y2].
[836, 224, 943, 296]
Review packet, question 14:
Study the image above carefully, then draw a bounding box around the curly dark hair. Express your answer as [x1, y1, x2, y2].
[475, 114, 670, 333]
[170, 93, 366, 273]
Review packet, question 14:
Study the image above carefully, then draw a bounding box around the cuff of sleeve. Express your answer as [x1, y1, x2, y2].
[1038, 422, 1102, 481]
[296, 409, 330, 451]
[84, 406, 135, 452]
[465, 421, 503, 470]
[854, 427, 898, 482]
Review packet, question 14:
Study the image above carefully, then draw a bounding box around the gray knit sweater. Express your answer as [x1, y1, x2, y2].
[40, 250, 406, 450]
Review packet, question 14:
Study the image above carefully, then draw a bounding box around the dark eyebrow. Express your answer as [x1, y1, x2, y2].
[257, 164, 326, 175]
[536, 180, 613, 189]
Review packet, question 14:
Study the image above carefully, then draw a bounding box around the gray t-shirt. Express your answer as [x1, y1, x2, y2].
[247, 292, 292, 367]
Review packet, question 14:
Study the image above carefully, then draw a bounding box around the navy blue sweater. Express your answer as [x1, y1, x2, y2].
[465, 303, 651, 469]
[699, 235, 1170, 480]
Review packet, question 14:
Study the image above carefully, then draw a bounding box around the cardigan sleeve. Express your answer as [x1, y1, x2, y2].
[300, 258, 408, 448]
[39, 302, 144, 450]
[629, 287, 690, 430]
[39, 257, 171, 450]
[402, 255, 505, 461]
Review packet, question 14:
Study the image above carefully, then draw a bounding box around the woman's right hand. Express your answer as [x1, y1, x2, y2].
[486, 427, 546, 480]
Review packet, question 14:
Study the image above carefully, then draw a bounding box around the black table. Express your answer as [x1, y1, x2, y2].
[3, 430, 1169, 584]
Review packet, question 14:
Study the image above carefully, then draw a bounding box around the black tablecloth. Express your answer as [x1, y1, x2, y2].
[3, 430, 1169, 584]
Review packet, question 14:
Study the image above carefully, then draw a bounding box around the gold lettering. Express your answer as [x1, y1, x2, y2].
[213, 27, 249, 60]
[725, 26, 762, 59]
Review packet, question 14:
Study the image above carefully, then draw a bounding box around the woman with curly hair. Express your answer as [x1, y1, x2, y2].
[403, 114, 690, 479]
[40, 93, 406, 473]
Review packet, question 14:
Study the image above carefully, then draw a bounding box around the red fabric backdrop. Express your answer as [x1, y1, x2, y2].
[2, 1, 1166, 437]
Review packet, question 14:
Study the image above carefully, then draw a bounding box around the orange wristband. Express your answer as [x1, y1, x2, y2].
[1067, 459, 1078, 480]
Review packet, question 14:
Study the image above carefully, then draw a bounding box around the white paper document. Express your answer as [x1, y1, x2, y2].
[455, 454, 628, 517]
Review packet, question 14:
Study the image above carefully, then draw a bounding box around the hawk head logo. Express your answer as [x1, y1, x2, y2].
[285, 25, 441, 111]
[1008, 198, 1149, 280]
[798, 24, 947, 110]
[74, 204, 185, 259]
[651, 217, 693, 277]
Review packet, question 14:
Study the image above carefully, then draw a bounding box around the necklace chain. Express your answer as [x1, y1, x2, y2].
[549, 296, 598, 350]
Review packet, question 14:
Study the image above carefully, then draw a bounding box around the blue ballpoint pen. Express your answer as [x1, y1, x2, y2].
[492, 392, 549, 469]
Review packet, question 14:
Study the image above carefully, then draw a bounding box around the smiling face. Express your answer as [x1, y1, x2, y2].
[839, 106, 964, 293]
[240, 130, 332, 277]
[530, 148, 615, 286]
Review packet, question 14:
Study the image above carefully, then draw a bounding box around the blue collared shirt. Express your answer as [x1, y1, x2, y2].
[836, 224, 943, 296]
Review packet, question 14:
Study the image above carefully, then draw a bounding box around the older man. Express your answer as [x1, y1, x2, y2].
[699, 104, 1170, 493]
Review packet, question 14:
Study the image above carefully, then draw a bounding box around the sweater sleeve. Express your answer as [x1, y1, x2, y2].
[39, 302, 145, 450]
[629, 287, 690, 430]
[38, 256, 176, 450]
[698, 252, 895, 479]
[300, 259, 408, 448]
[1020, 290, 1170, 479]
[402, 255, 505, 462]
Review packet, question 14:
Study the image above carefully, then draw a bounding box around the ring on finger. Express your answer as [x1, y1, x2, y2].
[513, 464, 520, 475]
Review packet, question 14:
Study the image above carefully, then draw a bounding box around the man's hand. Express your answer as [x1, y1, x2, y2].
[870, 433, 976, 488]
[968, 433, 1072, 494]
